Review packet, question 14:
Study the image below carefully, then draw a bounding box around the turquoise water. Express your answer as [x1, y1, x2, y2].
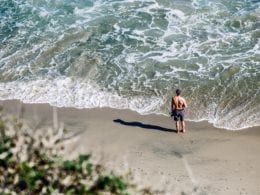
[0, 0, 259, 130]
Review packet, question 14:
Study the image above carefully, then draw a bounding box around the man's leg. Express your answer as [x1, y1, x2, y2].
[181, 121, 186, 133]
[176, 121, 180, 133]
[174, 114, 180, 133]
[180, 110, 186, 133]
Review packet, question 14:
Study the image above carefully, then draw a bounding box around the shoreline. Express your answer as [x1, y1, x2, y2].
[0, 97, 258, 131]
[1, 99, 260, 194]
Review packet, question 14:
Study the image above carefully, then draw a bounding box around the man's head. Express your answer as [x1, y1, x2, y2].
[176, 88, 181, 96]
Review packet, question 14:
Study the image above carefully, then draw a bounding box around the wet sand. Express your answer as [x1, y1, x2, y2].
[1, 99, 260, 194]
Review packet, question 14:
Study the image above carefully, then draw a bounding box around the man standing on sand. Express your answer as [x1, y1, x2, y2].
[171, 89, 187, 133]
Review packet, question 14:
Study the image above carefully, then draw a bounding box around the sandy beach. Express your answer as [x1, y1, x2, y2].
[1, 99, 259, 194]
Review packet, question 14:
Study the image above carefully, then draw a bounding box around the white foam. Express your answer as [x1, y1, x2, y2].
[39, 8, 50, 17]
[167, 9, 186, 20]
[74, 0, 106, 22]
[0, 78, 164, 115]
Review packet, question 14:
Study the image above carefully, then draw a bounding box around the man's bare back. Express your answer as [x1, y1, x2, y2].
[173, 96, 187, 110]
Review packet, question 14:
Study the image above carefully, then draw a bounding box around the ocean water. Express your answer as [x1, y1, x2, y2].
[0, 0, 259, 130]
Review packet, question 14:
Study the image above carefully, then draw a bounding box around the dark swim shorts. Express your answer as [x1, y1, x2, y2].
[173, 109, 185, 121]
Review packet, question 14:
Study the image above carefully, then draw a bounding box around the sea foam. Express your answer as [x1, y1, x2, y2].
[0, 78, 164, 114]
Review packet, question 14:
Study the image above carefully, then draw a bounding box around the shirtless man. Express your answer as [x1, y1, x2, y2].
[171, 89, 187, 133]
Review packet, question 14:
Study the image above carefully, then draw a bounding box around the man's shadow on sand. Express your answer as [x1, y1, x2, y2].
[113, 119, 177, 133]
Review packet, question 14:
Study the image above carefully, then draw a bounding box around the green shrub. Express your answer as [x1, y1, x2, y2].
[0, 114, 158, 195]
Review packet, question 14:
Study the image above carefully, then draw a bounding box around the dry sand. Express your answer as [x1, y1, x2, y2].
[1, 99, 260, 194]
